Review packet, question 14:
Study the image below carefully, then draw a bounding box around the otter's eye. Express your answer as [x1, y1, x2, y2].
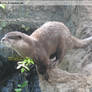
[17, 35, 22, 39]
[8, 35, 22, 40]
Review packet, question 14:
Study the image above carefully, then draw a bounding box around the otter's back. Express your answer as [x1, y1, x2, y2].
[31, 21, 71, 41]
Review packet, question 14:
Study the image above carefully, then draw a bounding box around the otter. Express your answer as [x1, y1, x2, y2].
[1, 21, 92, 80]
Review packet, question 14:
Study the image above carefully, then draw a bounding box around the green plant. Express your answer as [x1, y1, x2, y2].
[0, 4, 6, 9]
[15, 57, 34, 92]
[15, 81, 28, 92]
[17, 57, 34, 73]
[21, 24, 30, 31]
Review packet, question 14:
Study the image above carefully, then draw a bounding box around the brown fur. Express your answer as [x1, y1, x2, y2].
[1, 21, 92, 80]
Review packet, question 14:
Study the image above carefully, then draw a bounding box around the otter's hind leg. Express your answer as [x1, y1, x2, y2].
[51, 42, 66, 66]
[55, 47, 65, 65]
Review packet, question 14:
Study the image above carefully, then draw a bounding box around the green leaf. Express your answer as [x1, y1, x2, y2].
[17, 64, 23, 69]
[21, 68, 25, 73]
[0, 4, 6, 9]
[25, 27, 30, 31]
[21, 24, 26, 29]
[22, 61, 26, 64]
[26, 57, 34, 64]
[21, 81, 28, 88]
[18, 84, 22, 88]
[30, 59, 34, 64]
[23, 65, 30, 71]
[14, 88, 22, 92]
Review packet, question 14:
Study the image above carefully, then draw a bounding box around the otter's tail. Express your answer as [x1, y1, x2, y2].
[71, 36, 92, 49]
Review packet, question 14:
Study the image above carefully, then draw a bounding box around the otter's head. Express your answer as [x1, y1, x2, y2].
[1, 31, 31, 56]
[1, 31, 23, 48]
